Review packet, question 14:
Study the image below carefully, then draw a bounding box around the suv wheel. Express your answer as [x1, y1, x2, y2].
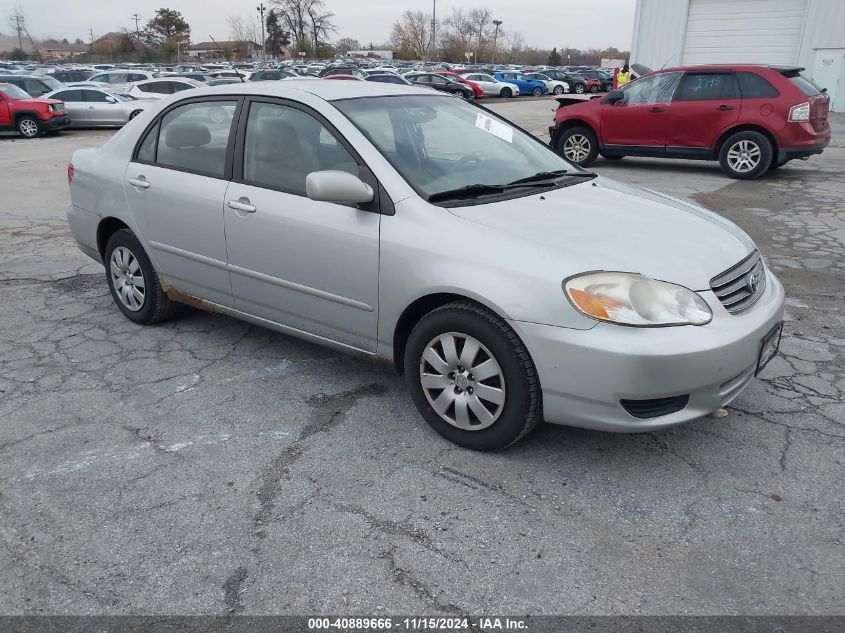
[404, 302, 541, 451]
[719, 131, 773, 180]
[556, 126, 599, 166]
[104, 229, 177, 324]
[17, 116, 41, 138]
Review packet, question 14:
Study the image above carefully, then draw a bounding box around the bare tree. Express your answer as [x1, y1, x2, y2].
[468, 7, 495, 61]
[272, 0, 334, 54]
[390, 10, 436, 60]
[306, 1, 335, 55]
[227, 15, 259, 44]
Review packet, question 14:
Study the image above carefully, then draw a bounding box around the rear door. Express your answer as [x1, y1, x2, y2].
[124, 97, 240, 307]
[49, 89, 89, 124]
[667, 71, 741, 153]
[600, 71, 681, 149]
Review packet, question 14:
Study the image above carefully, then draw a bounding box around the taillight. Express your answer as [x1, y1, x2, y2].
[67, 162, 74, 184]
[788, 102, 810, 122]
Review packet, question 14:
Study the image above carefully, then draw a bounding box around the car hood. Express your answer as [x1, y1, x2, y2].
[447, 176, 754, 291]
[16, 97, 63, 106]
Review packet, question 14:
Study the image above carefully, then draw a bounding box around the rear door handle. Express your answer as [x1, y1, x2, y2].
[717, 105, 735, 111]
[649, 106, 665, 113]
[127, 177, 150, 189]
[227, 199, 256, 213]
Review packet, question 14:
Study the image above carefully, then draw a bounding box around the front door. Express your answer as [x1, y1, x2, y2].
[667, 72, 741, 152]
[85, 89, 124, 126]
[224, 99, 380, 352]
[600, 71, 682, 149]
[124, 98, 240, 307]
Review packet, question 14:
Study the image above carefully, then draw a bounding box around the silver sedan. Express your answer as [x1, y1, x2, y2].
[65, 82, 785, 450]
[43, 87, 148, 127]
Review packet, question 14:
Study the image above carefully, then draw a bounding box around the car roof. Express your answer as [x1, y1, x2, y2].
[178, 79, 438, 102]
[655, 64, 802, 74]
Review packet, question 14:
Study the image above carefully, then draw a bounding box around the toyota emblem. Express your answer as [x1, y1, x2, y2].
[747, 271, 761, 293]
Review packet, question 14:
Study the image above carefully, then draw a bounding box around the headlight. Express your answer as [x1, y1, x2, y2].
[564, 272, 712, 327]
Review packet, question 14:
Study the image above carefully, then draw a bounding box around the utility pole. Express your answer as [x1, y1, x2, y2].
[132, 13, 141, 37]
[430, 0, 436, 61]
[491, 19, 502, 64]
[10, 10, 24, 51]
[256, 3, 266, 63]
[88, 28, 95, 46]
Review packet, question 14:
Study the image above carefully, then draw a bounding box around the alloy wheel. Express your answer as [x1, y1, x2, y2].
[110, 246, 146, 311]
[563, 134, 591, 163]
[727, 140, 762, 173]
[19, 118, 39, 137]
[419, 332, 506, 431]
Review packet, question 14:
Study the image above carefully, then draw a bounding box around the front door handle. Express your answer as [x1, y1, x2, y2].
[127, 177, 150, 189]
[227, 199, 256, 213]
[649, 106, 666, 113]
[88, 106, 96, 109]
[717, 104, 735, 111]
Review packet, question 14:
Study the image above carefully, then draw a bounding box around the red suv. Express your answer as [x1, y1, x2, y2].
[550, 65, 831, 179]
[0, 82, 70, 138]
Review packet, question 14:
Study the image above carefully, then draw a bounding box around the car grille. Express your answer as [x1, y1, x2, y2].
[710, 251, 766, 315]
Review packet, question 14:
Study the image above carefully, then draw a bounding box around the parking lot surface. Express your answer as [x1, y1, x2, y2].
[0, 100, 843, 615]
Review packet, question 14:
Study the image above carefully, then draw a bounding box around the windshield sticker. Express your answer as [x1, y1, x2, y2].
[475, 113, 513, 143]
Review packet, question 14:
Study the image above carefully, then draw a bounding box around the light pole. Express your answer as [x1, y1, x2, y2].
[430, 0, 436, 61]
[491, 19, 502, 64]
[256, 3, 266, 64]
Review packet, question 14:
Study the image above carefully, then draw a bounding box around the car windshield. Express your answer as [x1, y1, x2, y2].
[0, 83, 30, 99]
[40, 76, 63, 90]
[335, 95, 587, 204]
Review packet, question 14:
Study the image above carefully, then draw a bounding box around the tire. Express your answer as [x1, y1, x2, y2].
[718, 131, 773, 180]
[531, 87, 543, 97]
[104, 228, 177, 325]
[589, 85, 598, 93]
[499, 87, 513, 98]
[129, 110, 143, 120]
[17, 116, 41, 138]
[600, 152, 625, 160]
[574, 83, 585, 94]
[553, 85, 564, 95]
[404, 301, 542, 451]
[556, 126, 599, 166]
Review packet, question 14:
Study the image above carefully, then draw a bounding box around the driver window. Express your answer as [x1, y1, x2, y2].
[620, 71, 681, 105]
[242, 102, 358, 195]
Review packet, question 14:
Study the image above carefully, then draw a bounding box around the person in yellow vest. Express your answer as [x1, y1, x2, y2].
[616, 64, 632, 88]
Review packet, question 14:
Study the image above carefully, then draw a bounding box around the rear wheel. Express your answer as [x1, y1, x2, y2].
[556, 126, 599, 166]
[531, 87, 543, 97]
[104, 229, 177, 324]
[589, 84, 599, 93]
[17, 116, 41, 138]
[499, 87, 513, 98]
[404, 302, 541, 451]
[718, 131, 773, 180]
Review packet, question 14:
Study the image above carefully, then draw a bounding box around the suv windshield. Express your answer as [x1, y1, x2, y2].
[335, 95, 590, 204]
[0, 83, 31, 99]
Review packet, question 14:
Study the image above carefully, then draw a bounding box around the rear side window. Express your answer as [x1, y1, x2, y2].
[170, 82, 194, 92]
[156, 101, 237, 177]
[737, 72, 780, 98]
[789, 75, 822, 96]
[85, 91, 111, 103]
[675, 73, 740, 100]
[22, 79, 49, 96]
[52, 90, 84, 102]
[136, 122, 159, 163]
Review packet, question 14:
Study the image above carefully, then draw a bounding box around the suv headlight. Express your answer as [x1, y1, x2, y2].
[564, 272, 712, 327]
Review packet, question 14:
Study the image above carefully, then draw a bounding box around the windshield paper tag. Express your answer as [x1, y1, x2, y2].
[475, 114, 513, 143]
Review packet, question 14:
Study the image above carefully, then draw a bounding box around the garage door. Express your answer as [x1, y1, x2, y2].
[682, 0, 807, 65]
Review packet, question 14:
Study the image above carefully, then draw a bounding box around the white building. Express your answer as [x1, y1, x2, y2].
[630, 0, 845, 111]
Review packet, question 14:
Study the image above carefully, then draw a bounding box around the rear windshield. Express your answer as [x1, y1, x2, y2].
[790, 75, 823, 96]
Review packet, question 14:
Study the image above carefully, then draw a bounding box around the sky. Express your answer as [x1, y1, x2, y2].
[2, 0, 636, 52]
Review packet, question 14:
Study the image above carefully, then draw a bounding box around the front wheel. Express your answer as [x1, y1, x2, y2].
[129, 110, 143, 121]
[556, 126, 599, 166]
[404, 302, 541, 451]
[531, 87, 543, 97]
[463, 90, 475, 100]
[104, 228, 177, 324]
[499, 87, 513, 98]
[553, 85, 564, 95]
[718, 131, 773, 180]
[17, 116, 41, 138]
[589, 85, 599, 93]
[574, 83, 585, 94]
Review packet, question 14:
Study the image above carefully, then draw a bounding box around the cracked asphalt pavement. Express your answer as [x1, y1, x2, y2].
[0, 103, 842, 616]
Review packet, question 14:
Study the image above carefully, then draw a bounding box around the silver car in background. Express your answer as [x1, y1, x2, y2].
[66, 82, 785, 450]
[43, 87, 148, 127]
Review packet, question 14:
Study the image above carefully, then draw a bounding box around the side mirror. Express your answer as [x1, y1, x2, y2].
[605, 90, 624, 104]
[105, 96, 118, 103]
[306, 170, 374, 204]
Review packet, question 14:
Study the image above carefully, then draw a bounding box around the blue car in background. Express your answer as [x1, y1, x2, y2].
[494, 72, 548, 96]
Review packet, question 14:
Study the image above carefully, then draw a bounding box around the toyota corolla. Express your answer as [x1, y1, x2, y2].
[66, 82, 785, 450]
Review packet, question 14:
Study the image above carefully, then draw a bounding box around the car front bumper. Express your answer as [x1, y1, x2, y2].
[509, 269, 785, 432]
[42, 114, 71, 130]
